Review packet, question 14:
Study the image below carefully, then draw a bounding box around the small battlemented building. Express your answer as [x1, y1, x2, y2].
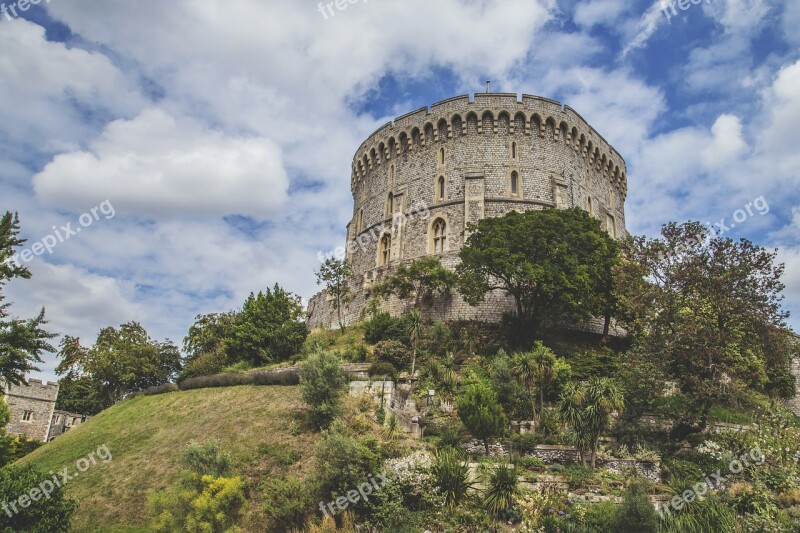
[48, 410, 88, 441]
[2, 379, 59, 442]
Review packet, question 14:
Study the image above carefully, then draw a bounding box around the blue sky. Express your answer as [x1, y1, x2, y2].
[1, 0, 799, 381]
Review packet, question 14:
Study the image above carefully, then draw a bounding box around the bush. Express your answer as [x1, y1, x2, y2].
[251, 368, 300, 386]
[8, 435, 43, 463]
[510, 433, 542, 454]
[364, 312, 409, 345]
[0, 464, 76, 532]
[373, 340, 411, 371]
[262, 476, 311, 532]
[368, 361, 398, 380]
[432, 448, 474, 508]
[149, 475, 245, 533]
[142, 383, 179, 396]
[483, 463, 520, 515]
[179, 350, 228, 380]
[178, 373, 253, 391]
[614, 479, 658, 532]
[181, 440, 231, 481]
[582, 501, 618, 532]
[300, 350, 347, 430]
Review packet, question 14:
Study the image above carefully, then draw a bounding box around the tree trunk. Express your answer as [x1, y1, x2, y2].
[539, 388, 545, 419]
[337, 301, 345, 333]
[590, 446, 597, 469]
[602, 309, 611, 341]
[484, 438, 490, 456]
[411, 346, 417, 378]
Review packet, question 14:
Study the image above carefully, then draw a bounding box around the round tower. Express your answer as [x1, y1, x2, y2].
[309, 93, 628, 329]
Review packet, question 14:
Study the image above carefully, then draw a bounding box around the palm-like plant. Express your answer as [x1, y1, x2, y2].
[407, 310, 423, 378]
[382, 413, 401, 441]
[511, 351, 538, 421]
[558, 377, 624, 468]
[432, 448, 474, 508]
[482, 463, 520, 515]
[531, 342, 558, 415]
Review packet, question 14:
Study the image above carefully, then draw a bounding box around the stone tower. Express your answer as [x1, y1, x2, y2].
[308, 93, 628, 329]
[2, 379, 60, 442]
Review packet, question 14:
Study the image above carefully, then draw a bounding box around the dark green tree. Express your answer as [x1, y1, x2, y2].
[0, 464, 76, 532]
[457, 208, 618, 339]
[0, 212, 56, 386]
[225, 284, 308, 366]
[614, 479, 658, 533]
[55, 374, 105, 416]
[615, 222, 792, 438]
[300, 350, 347, 430]
[374, 256, 456, 311]
[181, 312, 236, 378]
[457, 378, 507, 455]
[315, 258, 353, 333]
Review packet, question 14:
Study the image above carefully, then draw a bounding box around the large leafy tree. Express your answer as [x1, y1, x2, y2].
[180, 312, 237, 378]
[559, 377, 624, 468]
[457, 208, 618, 338]
[315, 258, 353, 333]
[615, 222, 792, 439]
[374, 256, 457, 311]
[0, 212, 56, 386]
[225, 284, 308, 366]
[55, 325, 182, 406]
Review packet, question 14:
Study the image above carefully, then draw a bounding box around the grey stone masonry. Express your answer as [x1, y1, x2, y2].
[308, 93, 628, 329]
[788, 355, 800, 416]
[2, 379, 59, 442]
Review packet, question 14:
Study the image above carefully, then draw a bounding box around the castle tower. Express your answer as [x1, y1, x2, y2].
[2, 379, 60, 442]
[308, 93, 628, 329]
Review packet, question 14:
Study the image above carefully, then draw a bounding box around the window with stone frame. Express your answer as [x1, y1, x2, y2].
[432, 218, 447, 254]
[379, 234, 391, 266]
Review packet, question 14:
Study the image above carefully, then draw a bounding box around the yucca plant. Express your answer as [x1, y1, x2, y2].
[432, 448, 474, 508]
[382, 413, 401, 441]
[482, 463, 520, 515]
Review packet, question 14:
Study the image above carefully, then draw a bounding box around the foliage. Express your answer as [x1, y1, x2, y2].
[261, 476, 311, 532]
[512, 342, 568, 421]
[7, 435, 43, 463]
[614, 479, 658, 532]
[225, 284, 308, 366]
[180, 312, 236, 379]
[457, 208, 618, 340]
[372, 340, 410, 371]
[614, 222, 792, 439]
[148, 474, 245, 533]
[180, 440, 231, 485]
[482, 463, 520, 515]
[488, 350, 530, 420]
[373, 256, 456, 310]
[657, 495, 737, 533]
[457, 378, 507, 455]
[0, 212, 56, 385]
[313, 421, 380, 518]
[431, 447, 474, 508]
[55, 325, 181, 406]
[316, 258, 353, 333]
[406, 310, 423, 377]
[0, 464, 76, 532]
[363, 311, 409, 345]
[559, 377, 624, 468]
[54, 374, 106, 415]
[367, 361, 398, 381]
[300, 350, 347, 430]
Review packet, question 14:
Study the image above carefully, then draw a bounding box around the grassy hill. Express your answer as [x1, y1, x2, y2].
[20, 385, 321, 532]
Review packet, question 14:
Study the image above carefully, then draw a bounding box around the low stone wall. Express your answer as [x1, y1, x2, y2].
[788, 356, 800, 416]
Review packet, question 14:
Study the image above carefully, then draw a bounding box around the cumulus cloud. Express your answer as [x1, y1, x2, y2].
[701, 114, 747, 168]
[33, 109, 289, 217]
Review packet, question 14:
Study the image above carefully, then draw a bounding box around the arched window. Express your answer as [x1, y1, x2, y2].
[437, 176, 446, 201]
[380, 234, 392, 266]
[386, 193, 394, 218]
[512, 142, 517, 159]
[389, 165, 395, 187]
[357, 210, 363, 234]
[432, 219, 447, 254]
[440, 148, 445, 165]
[511, 171, 519, 196]
[587, 196, 593, 215]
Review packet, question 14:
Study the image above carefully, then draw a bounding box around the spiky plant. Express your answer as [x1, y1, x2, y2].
[482, 463, 520, 515]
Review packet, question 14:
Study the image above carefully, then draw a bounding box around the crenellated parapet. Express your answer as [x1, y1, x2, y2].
[350, 93, 627, 198]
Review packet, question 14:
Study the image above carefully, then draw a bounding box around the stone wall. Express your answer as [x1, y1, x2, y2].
[48, 410, 89, 441]
[788, 355, 800, 416]
[2, 379, 59, 442]
[308, 93, 628, 330]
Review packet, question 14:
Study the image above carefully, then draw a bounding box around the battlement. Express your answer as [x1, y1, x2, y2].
[351, 93, 627, 197]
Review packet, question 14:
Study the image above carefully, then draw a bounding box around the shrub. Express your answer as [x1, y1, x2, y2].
[614, 479, 658, 533]
[179, 350, 228, 380]
[364, 312, 409, 345]
[373, 340, 411, 371]
[142, 383, 179, 396]
[8, 435, 43, 462]
[582, 501, 618, 532]
[181, 440, 231, 482]
[510, 433, 542, 454]
[149, 475, 245, 533]
[251, 368, 300, 386]
[300, 350, 347, 430]
[178, 373, 252, 391]
[432, 447, 474, 508]
[262, 476, 311, 532]
[0, 464, 76, 532]
[368, 361, 398, 380]
[483, 463, 520, 515]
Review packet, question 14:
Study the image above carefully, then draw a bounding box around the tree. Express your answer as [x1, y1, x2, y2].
[315, 258, 353, 333]
[558, 377, 624, 468]
[374, 256, 456, 311]
[457, 208, 618, 339]
[226, 284, 308, 367]
[55, 374, 105, 416]
[180, 312, 236, 379]
[614, 479, 658, 533]
[614, 222, 791, 439]
[407, 310, 423, 378]
[530, 342, 560, 416]
[0, 464, 76, 532]
[511, 351, 537, 421]
[55, 324, 182, 406]
[457, 379, 507, 455]
[300, 350, 347, 430]
[0, 212, 56, 386]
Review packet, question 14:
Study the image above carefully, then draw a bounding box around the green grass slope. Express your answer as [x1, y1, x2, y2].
[20, 386, 320, 532]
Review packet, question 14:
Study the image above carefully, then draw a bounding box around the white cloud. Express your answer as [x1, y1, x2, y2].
[702, 114, 747, 168]
[32, 109, 289, 217]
